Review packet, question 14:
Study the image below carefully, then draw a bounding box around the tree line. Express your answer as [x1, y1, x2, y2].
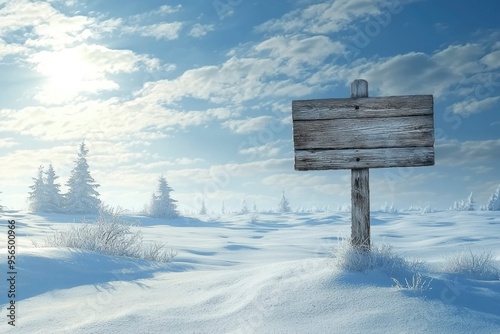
[25, 142, 178, 218]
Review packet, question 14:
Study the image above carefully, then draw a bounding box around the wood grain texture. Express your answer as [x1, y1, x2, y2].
[293, 115, 434, 150]
[292, 95, 433, 120]
[350, 79, 370, 251]
[351, 168, 370, 250]
[292, 94, 435, 169]
[295, 147, 434, 170]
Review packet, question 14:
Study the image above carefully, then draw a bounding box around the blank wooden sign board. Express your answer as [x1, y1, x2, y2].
[292, 79, 434, 250]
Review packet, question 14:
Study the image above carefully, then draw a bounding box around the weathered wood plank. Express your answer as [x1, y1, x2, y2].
[292, 95, 433, 120]
[293, 115, 434, 150]
[352, 168, 370, 249]
[350, 79, 370, 251]
[295, 146, 435, 170]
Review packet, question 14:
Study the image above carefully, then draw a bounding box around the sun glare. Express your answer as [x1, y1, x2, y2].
[34, 47, 99, 104]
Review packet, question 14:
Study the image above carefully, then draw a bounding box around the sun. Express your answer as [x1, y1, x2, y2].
[34, 47, 99, 104]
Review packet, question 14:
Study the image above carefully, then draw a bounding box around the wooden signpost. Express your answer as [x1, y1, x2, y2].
[292, 79, 434, 250]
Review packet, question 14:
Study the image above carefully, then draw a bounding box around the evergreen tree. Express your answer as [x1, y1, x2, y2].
[149, 175, 178, 219]
[65, 142, 101, 214]
[466, 192, 475, 211]
[451, 192, 475, 211]
[199, 199, 207, 215]
[221, 201, 226, 214]
[486, 184, 500, 211]
[0, 190, 3, 212]
[278, 190, 291, 213]
[44, 163, 64, 213]
[28, 165, 46, 212]
[239, 200, 249, 214]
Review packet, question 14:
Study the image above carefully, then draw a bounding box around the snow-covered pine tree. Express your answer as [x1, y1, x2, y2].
[0, 190, 3, 212]
[486, 184, 500, 211]
[44, 163, 64, 213]
[221, 201, 226, 214]
[28, 165, 46, 212]
[149, 175, 178, 219]
[239, 200, 249, 214]
[466, 192, 475, 211]
[65, 142, 101, 214]
[451, 192, 475, 211]
[278, 190, 291, 213]
[199, 199, 207, 215]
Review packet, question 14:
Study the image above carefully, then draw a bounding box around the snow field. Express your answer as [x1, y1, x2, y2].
[1, 210, 499, 333]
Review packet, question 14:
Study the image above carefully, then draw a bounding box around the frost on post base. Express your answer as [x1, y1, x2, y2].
[148, 175, 179, 219]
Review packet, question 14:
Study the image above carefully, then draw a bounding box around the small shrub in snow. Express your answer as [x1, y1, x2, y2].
[443, 249, 499, 280]
[333, 238, 430, 291]
[391, 273, 433, 292]
[44, 210, 176, 263]
[332, 238, 423, 275]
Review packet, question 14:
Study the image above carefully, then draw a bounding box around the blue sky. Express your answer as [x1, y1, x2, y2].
[0, 0, 499, 212]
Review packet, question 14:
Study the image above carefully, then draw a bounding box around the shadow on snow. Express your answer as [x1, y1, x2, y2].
[12, 248, 189, 302]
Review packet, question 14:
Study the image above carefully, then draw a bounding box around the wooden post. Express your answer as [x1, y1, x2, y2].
[350, 79, 370, 250]
[292, 79, 434, 252]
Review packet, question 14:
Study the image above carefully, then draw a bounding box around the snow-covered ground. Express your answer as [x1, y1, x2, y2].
[1, 210, 500, 333]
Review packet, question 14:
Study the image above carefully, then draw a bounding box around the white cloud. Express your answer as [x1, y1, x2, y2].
[157, 4, 182, 15]
[127, 22, 183, 40]
[175, 158, 205, 166]
[239, 141, 282, 158]
[136, 53, 316, 105]
[189, 23, 215, 38]
[0, 97, 237, 142]
[481, 50, 500, 69]
[0, 38, 25, 58]
[222, 116, 274, 134]
[254, 35, 343, 77]
[25, 14, 95, 49]
[95, 18, 123, 35]
[360, 52, 461, 97]
[450, 96, 500, 115]
[0, 1, 115, 51]
[432, 44, 485, 74]
[0, 1, 57, 36]
[28, 44, 160, 104]
[0, 137, 19, 148]
[0, 145, 77, 181]
[436, 139, 500, 167]
[129, 4, 182, 23]
[256, 0, 402, 34]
